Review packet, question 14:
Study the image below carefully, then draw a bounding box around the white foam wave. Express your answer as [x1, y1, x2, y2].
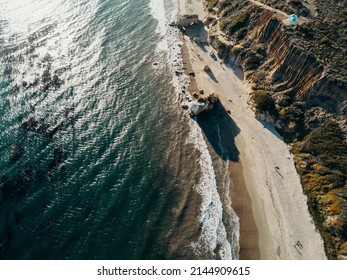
[149, 0, 168, 36]
[149, 0, 190, 101]
[149, 0, 171, 52]
[187, 120, 234, 259]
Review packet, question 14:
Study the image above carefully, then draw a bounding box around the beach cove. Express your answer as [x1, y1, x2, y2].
[176, 0, 326, 260]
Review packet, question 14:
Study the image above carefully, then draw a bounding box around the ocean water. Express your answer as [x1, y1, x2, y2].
[0, 0, 238, 259]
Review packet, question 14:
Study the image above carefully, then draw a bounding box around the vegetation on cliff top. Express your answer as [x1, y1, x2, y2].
[252, 90, 277, 115]
[293, 120, 347, 259]
[207, 0, 347, 83]
[220, 11, 249, 37]
[250, 0, 347, 83]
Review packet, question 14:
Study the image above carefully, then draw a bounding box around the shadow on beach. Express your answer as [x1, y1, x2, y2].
[225, 59, 244, 81]
[196, 100, 240, 162]
[205, 69, 219, 83]
[184, 23, 208, 44]
[196, 100, 261, 259]
[259, 119, 284, 141]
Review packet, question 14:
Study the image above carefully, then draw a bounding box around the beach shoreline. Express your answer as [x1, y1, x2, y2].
[176, 0, 326, 259]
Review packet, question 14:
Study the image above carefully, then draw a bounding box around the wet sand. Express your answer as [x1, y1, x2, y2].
[229, 160, 260, 259]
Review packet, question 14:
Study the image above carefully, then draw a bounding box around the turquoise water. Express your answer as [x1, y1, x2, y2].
[0, 0, 238, 259]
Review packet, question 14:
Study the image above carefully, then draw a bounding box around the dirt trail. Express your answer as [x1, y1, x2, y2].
[249, 0, 289, 17]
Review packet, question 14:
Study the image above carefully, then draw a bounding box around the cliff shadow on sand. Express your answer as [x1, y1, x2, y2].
[196, 100, 240, 162]
[225, 60, 244, 81]
[195, 100, 261, 260]
[184, 23, 209, 45]
[259, 120, 284, 141]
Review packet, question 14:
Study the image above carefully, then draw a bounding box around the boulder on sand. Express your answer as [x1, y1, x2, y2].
[203, 65, 211, 72]
[189, 94, 219, 115]
[177, 15, 202, 28]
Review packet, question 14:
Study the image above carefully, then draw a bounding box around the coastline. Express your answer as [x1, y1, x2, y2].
[176, 0, 326, 259]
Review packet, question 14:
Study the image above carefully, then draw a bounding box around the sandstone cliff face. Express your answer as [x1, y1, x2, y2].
[207, 1, 346, 120]
[253, 15, 346, 116]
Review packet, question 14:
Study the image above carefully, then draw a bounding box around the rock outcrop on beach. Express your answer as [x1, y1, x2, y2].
[189, 93, 219, 116]
[176, 14, 203, 28]
[204, 0, 347, 259]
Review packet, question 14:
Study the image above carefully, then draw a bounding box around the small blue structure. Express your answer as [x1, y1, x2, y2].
[290, 14, 298, 23]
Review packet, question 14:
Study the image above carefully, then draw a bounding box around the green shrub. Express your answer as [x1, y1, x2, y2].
[206, 0, 219, 11]
[236, 27, 247, 40]
[253, 90, 276, 114]
[251, 83, 258, 90]
[215, 39, 229, 59]
[244, 54, 261, 70]
[230, 45, 243, 56]
[220, 11, 249, 36]
[301, 121, 347, 173]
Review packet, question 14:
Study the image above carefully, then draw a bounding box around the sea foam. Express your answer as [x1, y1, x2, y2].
[149, 0, 190, 99]
[186, 120, 234, 259]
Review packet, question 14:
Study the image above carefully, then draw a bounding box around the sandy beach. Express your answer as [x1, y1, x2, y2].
[177, 0, 326, 259]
